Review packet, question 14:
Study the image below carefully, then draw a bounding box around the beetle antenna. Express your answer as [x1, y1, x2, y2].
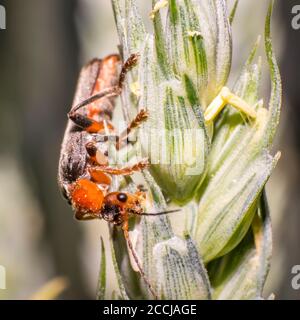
[123, 226, 158, 300]
[71, 87, 119, 113]
[139, 209, 181, 216]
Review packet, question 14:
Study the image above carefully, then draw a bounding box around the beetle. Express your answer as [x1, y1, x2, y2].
[58, 54, 149, 221]
[58, 53, 176, 299]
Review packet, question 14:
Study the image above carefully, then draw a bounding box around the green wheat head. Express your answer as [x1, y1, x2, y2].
[97, 0, 281, 300]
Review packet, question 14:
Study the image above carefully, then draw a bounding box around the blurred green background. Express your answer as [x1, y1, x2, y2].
[0, 0, 299, 299]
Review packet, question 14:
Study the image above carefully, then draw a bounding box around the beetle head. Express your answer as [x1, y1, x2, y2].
[101, 192, 145, 225]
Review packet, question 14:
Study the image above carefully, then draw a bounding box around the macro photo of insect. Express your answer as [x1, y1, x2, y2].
[1, 0, 300, 305]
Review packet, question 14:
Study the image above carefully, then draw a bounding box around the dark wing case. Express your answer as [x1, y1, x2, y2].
[57, 59, 102, 195]
[58, 55, 121, 197]
[57, 55, 121, 198]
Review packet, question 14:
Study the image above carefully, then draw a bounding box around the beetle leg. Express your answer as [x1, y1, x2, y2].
[88, 167, 112, 186]
[70, 54, 139, 115]
[68, 54, 139, 133]
[116, 109, 149, 149]
[93, 159, 149, 176]
[68, 114, 115, 134]
[85, 141, 111, 170]
[118, 53, 139, 89]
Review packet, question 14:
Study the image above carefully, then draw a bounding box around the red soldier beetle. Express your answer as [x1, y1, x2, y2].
[58, 53, 178, 299]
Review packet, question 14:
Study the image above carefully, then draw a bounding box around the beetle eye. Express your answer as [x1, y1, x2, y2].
[117, 193, 128, 203]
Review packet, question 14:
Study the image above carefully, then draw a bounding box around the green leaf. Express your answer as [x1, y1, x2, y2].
[139, 170, 174, 298]
[252, 191, 272, 294]
[111, 0, 126, 50]
[165, 0, 231, 108]
[139, 172, 212, 299]
[152, 0, 173, 78]
[196, 149, 279, 263]
[109, 231, 130, 300]
[229, 0, 239, 25]
[262, 0, 282, 148]
[153, 235, 212, 299]
[111, 0, 146, 59]
[96, 233, 130, 300]
[96, 237, 106, 300]
[137, 37, 210, 205]
[166, 0, 208, 91]
[208, 191, 272, 299]
[125, 0, 146, 56]
[214, 0, 232, 91]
